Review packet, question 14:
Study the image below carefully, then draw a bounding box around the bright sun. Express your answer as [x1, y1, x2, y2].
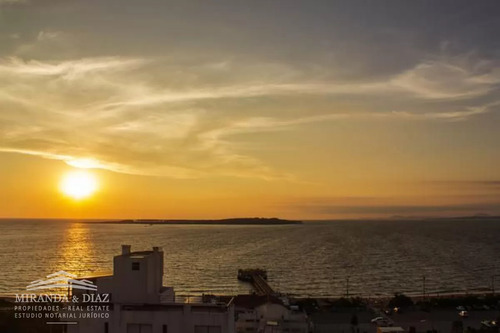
[60, 170, 98, 200]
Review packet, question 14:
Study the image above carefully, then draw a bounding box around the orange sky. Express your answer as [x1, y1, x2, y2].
[1, 1, 499, 219]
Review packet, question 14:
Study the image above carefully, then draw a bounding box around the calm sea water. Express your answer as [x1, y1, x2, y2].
[0, 219, 499, 297]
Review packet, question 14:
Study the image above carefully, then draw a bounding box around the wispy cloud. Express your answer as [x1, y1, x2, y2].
[0, 56, 146, 77]
[391, 59, 500, 99]
[98, 82, 387, 109]
[0, 56, 287, 179]
[95, 55, 500, 111]
[389, 104, 496, 122]
[0, 53, 498, 180]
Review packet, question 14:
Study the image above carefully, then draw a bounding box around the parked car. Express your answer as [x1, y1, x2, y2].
[371, 317, 392, 326]
[481, 320, 497, 328]
[458, 310, 469, 318]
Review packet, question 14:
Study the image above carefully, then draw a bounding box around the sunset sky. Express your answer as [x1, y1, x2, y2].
[1, 0, 499, 219]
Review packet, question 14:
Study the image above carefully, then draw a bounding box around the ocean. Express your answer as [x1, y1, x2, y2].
[0, 219, 499, 298]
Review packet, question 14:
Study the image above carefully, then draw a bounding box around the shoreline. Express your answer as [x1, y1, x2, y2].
[2, 290, 497, 302]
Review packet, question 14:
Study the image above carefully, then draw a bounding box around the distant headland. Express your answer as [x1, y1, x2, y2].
[90, 217, 303, 225]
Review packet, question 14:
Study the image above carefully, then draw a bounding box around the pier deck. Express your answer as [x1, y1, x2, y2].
[238, 269, 275, 296]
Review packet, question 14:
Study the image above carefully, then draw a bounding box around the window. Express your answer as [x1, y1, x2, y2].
[104, 322, 109, 333]
[162, 325, 167, 333]
[132, 262, 140, 271]
[194, 326, 222, 333]
[127, 324, 152, 333]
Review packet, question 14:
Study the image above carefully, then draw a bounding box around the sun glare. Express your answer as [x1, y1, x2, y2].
[60, 170, 98, 200]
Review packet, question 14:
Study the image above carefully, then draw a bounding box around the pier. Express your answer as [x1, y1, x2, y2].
[238, 269, 275, 296]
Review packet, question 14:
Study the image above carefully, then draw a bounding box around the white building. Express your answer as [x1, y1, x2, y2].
[232, 295, 311, 333]
[68, 245, 235, 333]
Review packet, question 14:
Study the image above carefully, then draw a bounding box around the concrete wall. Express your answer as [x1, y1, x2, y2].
[112, 249, 163, 304]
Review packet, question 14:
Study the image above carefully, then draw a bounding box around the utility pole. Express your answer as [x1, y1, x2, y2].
[344, 263, 353, 298]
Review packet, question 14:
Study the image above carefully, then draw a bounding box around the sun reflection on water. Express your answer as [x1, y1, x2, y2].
[52, 223, 95, 277]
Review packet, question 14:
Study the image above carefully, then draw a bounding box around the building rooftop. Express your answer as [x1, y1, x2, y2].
[230, 294, 284, 309]
[76, 272, 113, 280]
[118, 245, 162, 257]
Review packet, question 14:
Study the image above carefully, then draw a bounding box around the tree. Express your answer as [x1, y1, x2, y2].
[388, 293, 414, 308]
